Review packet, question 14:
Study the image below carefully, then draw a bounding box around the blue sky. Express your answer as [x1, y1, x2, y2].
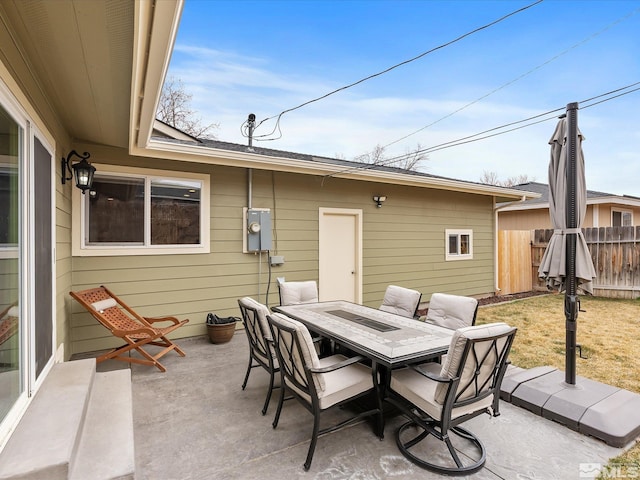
[167, 0, 640, 195]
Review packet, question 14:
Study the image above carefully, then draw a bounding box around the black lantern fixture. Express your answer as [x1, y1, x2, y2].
[61, 150, 96, 194]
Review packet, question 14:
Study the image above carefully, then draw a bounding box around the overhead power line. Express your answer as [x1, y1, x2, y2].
[380, 5, 640, 152]
[323, 81, 640, 178]
[244, 0, 544, 141]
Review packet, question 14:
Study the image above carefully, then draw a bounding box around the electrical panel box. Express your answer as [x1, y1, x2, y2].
[244, 208, 272, 252]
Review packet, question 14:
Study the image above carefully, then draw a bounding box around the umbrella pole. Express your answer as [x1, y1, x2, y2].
[565, 102, 579, 385]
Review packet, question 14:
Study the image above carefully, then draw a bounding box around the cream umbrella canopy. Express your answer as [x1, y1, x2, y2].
[538, 102, 596, 384]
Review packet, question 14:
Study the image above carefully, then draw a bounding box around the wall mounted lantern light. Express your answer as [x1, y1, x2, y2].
[61, 150, 96, 194]
[373, 195, 387, 208]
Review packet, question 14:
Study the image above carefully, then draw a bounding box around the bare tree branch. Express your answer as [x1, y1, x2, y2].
[353, 143, 427, 171]
[480, 170, 535, 186]
[157, 77, 219, 140]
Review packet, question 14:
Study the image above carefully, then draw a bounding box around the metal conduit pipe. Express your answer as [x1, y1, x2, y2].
[247, 168, 253, 209]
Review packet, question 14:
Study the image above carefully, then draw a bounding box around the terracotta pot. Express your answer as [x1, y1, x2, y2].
[207, 322, 236, 344]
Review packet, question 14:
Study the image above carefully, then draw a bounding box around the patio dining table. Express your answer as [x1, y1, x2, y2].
[272, 300, 454, 392]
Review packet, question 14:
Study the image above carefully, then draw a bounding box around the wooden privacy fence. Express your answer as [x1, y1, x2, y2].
[498, 230, 533, 295]
[526, 227, 640, 298]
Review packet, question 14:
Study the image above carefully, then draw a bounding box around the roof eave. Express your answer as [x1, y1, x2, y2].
[133, 138, 538, 201]
[130, 0, 184, 152]
[498, 194, 640, 212]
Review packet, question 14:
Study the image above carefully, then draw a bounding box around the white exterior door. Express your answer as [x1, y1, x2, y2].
[318, 208, 362, 303]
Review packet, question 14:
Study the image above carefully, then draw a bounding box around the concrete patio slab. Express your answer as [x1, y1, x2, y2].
[107, 334, 625, 479]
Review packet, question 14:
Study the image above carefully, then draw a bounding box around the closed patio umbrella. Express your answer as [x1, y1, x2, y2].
[538, 102, 596, 384]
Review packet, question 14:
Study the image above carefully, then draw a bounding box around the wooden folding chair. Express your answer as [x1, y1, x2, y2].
[70, 286, 189, 372]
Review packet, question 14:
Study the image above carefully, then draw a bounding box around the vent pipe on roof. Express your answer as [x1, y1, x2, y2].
[246, 113, 256, 152]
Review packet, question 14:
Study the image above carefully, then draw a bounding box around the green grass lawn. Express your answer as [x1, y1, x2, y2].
[476, 293, 640, 477]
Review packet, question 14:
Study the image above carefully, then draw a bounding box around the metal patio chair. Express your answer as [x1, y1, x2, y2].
[238, 296, 280, 415]
[386, 322, 517, 475]
[267, 312, 383, 471]
[379, 285, 422, 319]
[69, 286, 188, 372]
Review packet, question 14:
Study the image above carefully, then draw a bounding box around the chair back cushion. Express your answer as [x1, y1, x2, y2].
[379, 285, 422, 318]
[237, 297, 276, 368]
[278, 281, 319, 306]
[268, 312, 325, 393]
[238, 297, 272, 340]
[426, 293, 478, 329]
[435, 322, 516, 405]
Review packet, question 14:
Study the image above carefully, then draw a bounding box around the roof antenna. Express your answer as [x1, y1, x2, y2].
[246, 113, 256, 152]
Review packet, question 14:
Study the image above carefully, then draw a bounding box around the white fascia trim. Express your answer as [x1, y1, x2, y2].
[497, 202, 549, 212]
[587, 196, 640, 208]
[498, 195, 640, 213]
[136, 138, 538, 201]
[131, 0, 184, 151]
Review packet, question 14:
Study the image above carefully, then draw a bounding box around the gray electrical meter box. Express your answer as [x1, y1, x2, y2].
[246, 208, 272, 252]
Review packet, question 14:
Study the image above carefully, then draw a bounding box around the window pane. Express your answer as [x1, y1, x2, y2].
[623, 212, 632, 227]
[0, 165, 18, 245]
[612, 211, 622, 227]
[448, 234, 458, 254]
[460, 234, 470, 255]
[151, 180, 201, 245]
[87, 176, 144, 244]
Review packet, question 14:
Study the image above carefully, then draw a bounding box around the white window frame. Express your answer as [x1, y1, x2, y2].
[72, 164, 210, 256]
[0, 163, 18, 258]
[445, 229, 473, 261]
[611, 208, 633, 227]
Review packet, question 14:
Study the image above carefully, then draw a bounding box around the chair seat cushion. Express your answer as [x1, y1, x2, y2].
[286, 354, 373, 410]
[317, 355, 373, 410]
[391, 364, 493, 421]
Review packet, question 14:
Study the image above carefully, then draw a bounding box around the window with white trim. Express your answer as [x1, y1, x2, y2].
[73, 165, 210, 256]
[445, 229, 473, 261]
[611, 209, 633, 227]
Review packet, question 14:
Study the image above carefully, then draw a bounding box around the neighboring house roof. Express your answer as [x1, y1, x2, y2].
[153, 120, 201, 143]
[497, 182, 640, 211]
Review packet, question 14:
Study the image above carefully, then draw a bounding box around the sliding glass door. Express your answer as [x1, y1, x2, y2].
[0, 103, 23, 427]
[0, 92, 55, 443]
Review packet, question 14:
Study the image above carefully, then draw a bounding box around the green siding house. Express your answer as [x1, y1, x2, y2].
[0, 0, 535, 455]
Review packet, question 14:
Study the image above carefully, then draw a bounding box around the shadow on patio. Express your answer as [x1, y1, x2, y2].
[99, 332, 621, 479]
